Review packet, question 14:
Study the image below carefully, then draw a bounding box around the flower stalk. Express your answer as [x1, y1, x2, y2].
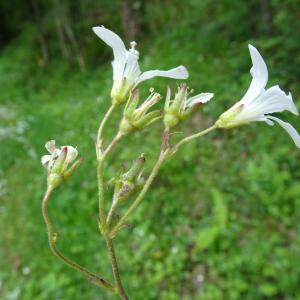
[41, 188, 115, 292]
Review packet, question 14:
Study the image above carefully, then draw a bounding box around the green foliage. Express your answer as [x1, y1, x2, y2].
[195, 190, 227, 251]
[1, 0, 300, 299]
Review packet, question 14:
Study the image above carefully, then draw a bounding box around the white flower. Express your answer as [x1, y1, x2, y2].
[164, 84, 214, 128]
[92, 26, 189, 104]
[41, 140, 78, 169]
[41, 140, 81, 189]
[216, 45, 300, 148]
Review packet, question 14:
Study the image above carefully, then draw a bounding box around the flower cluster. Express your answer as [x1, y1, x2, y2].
[92, 27, 299, 147]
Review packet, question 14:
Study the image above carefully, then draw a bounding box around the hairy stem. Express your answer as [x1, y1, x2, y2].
[106, 195, 118, 225]
[41, 189, 115, 292]
[95, 104, 127, 298]
[97, 133, 123, 232]
[96, 105, 116, 158]
[105, 236, 129, 300]
[110, 149, 167, 238]
[170, 125, 217, 155]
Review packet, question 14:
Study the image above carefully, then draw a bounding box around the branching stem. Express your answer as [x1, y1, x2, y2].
[110, 129, 170, 238]
[41, 188, 115, 292]
[170, 125, 217, 155]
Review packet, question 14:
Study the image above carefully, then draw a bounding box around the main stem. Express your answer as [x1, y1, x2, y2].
[96, 105, 128, 299]
[42, 189, 115, 292]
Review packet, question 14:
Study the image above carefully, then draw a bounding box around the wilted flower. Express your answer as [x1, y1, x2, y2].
[41, 140, 82, 189]
[164, 84, 214, 128]
[119, 89, 162, 134]
[216, 45, 300, 148]
[92, 26, 189, 105]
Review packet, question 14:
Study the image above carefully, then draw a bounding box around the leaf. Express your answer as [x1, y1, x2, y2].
[195, 226, 219, 251]
[212, 189, 227, 230]
[195, 190, 227, 251]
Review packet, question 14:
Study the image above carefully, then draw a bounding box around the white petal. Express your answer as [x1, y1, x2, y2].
[249, 85, 298, 116]
[137, 65, 189, 84]
[186, 93, 214, 108]
[92, 26, 127, 81]
[45, 140, 56, 154]
[65, 146, 78, 163]
[41, 155, 51, 166]
[286, 92, 298, 115]
[267, 116, 300, 148]
[241, 45, 268, 105]
[123, 51, 141, 86]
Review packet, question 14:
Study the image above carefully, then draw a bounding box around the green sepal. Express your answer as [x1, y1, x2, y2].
[63, 157, 84, 180]
[133, 110, 162, 129]
[124, 90, 139, 119]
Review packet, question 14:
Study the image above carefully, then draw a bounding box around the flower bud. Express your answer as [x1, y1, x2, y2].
[119, 90, 162, 135]
[41, 140, 82, 190]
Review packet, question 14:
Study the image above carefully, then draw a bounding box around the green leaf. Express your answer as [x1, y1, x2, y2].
[195, 190, 227, 251]
[212, 189, 227, 230]
[195, 226, 219, 251]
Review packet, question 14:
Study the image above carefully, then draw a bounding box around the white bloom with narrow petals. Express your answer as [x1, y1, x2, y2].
[92, 26, 189, 104]
[216, 45, 300, 148]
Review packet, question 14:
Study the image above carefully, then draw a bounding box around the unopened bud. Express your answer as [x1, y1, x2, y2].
[122, 154, 145, 182]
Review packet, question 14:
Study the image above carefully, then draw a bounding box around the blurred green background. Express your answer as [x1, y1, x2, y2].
[1, 0, 300, 299]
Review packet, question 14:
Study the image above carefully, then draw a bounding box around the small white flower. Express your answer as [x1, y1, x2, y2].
[216, 45, 300, 148]
[41, 140, 78, 169]
[41, 140, 81, 189]
[92, 26, 189, 104]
